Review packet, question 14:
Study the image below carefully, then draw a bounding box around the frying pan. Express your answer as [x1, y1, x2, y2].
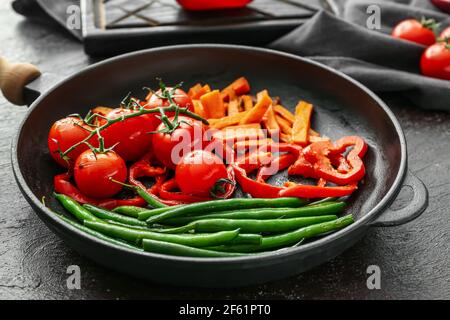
[1, 45, 428, 287]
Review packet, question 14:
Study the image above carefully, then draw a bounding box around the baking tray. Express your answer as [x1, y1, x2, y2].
[81, 0, 332, 56]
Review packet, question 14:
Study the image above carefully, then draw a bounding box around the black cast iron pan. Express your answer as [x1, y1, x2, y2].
[0, 45, 428, 287]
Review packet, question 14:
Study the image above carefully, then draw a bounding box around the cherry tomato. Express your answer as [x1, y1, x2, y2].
[74, 150, 127, 198]
[146, 87, 192, 113]
[440, 26, 450, 39]
[101, 108, 158, 162]
[175, 150, 228, 197]
[420, 41, 450, 80]
[431, 0, 450, 14]
[151, 116, 205, 170]
[392, 19, 436, 46]
[48, 116, 93, 168]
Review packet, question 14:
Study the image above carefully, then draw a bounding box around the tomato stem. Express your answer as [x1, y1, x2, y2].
[421, 17, 440, 34]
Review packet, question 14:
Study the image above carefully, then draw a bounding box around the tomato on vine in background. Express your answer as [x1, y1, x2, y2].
[420, 38, 450, 81]
[391, 18, 438, 46]
[176, 0, 252, 11]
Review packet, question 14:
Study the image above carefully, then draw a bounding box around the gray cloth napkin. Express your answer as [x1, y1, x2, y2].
[271, 0, 450, 111]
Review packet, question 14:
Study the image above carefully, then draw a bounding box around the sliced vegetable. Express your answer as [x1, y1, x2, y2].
[200, 90, 225, 119]
[209, 214, 354, 253]
[221, 77, 251, 102]
[187, 215, 337, 233]
[292, 100, 313, 146]
[239, 90, 272, 124]
[162, 202, 345, 225]
[262, 105, 280, 138]
[145, 197, 307, 224]
[142, 239, 248, 257]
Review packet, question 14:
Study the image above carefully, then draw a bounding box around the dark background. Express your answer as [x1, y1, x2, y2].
[1, 0, 449, 299]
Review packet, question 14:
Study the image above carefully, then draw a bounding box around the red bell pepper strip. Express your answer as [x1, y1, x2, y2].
[305, 136, 367, 185]
[53, 173, 147, 210]
[128, 151, 166, 190]
[279, 184, 357, 198]
[176, 0, 252, 11]
[159, 178, 213, 203]
[233, 165, 282, 198]
[233, 139, 359, 199]
[289, 136, 367, 185]
[256, 153, 296, 182]
[235, 151, 273, 172]
[127, 151, 185, 206]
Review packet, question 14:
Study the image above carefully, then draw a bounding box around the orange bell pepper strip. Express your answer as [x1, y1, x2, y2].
[275, 114, 292, 135]
[188, 84, 211, 100]
[239, 90, 272, 124]
[241, 95, 254, 111]
[208, 110, 249, 129]
[273, 104, 295, 123]
[292, 100, 313, 146]
[227, 99, 240, 116]
[234, 138, 274, 151]
[262, 105, 280, 138]
[212, 124, 264, 143]
[192, 99, 207, 118]
[201, 90, 225, 119]
[221, 77, 251, 101]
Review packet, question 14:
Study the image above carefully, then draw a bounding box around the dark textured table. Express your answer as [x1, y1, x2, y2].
[1, 1, 449, 300]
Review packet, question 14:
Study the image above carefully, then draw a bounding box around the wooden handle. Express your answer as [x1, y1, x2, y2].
[0, 56, 41, 106]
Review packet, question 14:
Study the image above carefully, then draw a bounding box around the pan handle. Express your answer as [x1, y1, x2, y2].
[0, 56, 41, 105]
[370, 171, 428, 227]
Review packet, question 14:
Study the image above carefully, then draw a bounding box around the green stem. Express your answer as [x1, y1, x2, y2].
[61, 105, 208, 158]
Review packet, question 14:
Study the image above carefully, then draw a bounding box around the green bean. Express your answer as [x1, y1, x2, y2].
[186, 215, 337, 234]
[112, 206, 148, 218]
[83, 204, 148, 227]
[106, 222, 196, 234]
[138, 205, 182, 221]
[84, 221, 246, 248]
[208, 215, 354, 253]
[308, 198, 338, 206]
[162, 202, 345, 225]
[229, 233, 262, 245]
[145, 197, 307, 224]
[142, 239, 248, 257]
[56, 214, 142, 251]
[135, 188, 167, 208]
[54, 193, 102, 223]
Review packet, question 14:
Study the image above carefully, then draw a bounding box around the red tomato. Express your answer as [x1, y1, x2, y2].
[101, 108, 158, 162]
[420, 41, 450, 80]
[440, 26, 450, 39]
[176, 0, 252, 11]
[151, 116, 205, 170]
[74, 150, 127, 198]
[175, 150, 228, 197]
[392, 19, 436, 46]
[431, 0, 450, 14]
[48, 116, 93, 168]
[146, 87, 192, 112]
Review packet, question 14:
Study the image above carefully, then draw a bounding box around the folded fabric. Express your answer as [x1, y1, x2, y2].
[271, 1, 450, 111]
